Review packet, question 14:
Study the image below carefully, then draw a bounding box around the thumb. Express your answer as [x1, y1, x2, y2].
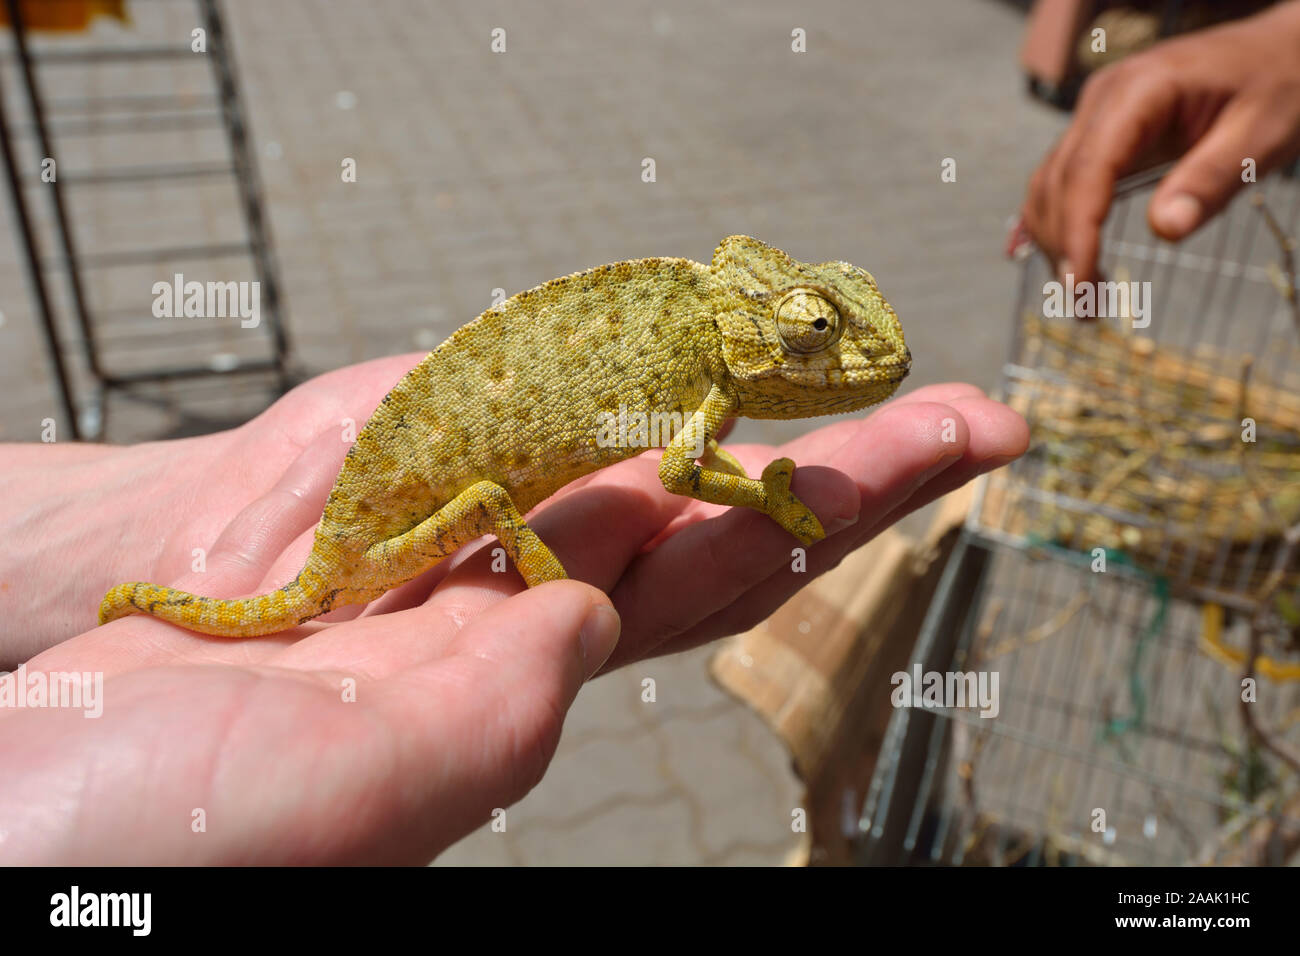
[403, 580, 621, 837]
[1149, 88, 1300, 240]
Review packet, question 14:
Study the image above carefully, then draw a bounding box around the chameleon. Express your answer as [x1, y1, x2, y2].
[98, 235, 910, 637]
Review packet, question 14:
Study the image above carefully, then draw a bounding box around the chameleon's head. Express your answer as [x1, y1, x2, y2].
[710, 235, 910, 419]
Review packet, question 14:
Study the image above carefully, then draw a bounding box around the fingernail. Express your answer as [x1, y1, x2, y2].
[1153, 194, 1201, 236]
[825, 510, 859, 535]
[1057, 258, 1074, 282]
[1004, 215, 1031, 259]
[579, 603, 621, 678]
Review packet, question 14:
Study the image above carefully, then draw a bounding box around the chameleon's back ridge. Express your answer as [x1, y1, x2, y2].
[98, 236, 910, 637]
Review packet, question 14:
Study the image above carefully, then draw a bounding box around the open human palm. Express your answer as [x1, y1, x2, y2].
[0, 354, 1026, 863]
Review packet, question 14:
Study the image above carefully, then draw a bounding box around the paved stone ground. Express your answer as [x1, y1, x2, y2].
[0, 0, 1067, 863]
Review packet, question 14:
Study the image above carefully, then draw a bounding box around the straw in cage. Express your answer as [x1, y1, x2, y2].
[992, 194, 1300, 640]
[1008, 304, 1300, 597]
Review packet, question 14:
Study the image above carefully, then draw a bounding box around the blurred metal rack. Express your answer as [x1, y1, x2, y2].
[860, 170, 1300, 866]
[0, 0, 288, 440]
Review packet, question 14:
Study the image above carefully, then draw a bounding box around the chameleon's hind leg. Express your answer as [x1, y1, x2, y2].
[699, 438, 748, 477]
[367, 480, 567, 587]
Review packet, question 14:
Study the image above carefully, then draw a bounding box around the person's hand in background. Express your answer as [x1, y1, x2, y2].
[0, 355, 1026, 863]
[1020, 0, 1300, 283]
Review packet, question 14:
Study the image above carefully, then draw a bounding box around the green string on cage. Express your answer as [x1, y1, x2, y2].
[1100, 573, 1168, 747]
[1020, 536, 1170, 748]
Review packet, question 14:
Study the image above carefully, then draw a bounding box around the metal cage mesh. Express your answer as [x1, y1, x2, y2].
[861, 172, 1300, 866]
[982, 170, 1300, 608]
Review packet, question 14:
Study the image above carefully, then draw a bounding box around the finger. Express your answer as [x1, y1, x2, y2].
[751, 383, 987, 470]
[1148, 84, 1300, 240]
[517, 457, 688, 590]
[271, 549, 609, 683]
[360, 581, 618, 861]
[888, 382, 985, 405]
[1056, 68, 1182, 281]
[174, 428, 348, 598]
[651, 398, 1028, 654]
[1021, 67, 1119, 269]
[851, 395, 1029, 540]
[267, 579, 483, 675]
[866, 382, 987, 431]
[612, 462, 861, 660]
[603, 401, 967, 668]
[1021, 156, 1055, 264]
[1042, 91, 1112, 274]
[795, 396, 1026, 570]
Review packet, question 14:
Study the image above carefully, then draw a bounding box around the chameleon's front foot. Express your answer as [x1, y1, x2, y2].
[761, 458, 825, 545]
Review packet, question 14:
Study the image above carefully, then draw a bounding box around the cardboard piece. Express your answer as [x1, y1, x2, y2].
[710, 486, 974, 865]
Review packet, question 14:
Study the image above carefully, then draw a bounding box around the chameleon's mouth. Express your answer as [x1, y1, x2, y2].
[890, 346, 912, 383]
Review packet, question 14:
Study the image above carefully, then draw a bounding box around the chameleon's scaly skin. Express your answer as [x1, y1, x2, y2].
[99, 236, 910, 636]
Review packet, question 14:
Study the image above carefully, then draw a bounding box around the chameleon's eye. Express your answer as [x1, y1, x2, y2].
[774, 289, 839, 354]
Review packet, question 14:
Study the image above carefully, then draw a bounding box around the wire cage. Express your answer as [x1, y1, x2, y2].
[0, 0, 288, 441]
[860, 170, 1300, 866]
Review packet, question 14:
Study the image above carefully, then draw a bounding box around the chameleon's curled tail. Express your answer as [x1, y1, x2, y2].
[98, 570, 328, 638]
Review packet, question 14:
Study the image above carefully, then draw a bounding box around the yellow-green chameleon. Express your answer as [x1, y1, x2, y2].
[99, 236, 910, 636]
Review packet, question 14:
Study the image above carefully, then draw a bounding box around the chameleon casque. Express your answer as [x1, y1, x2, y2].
[98, 236, 910, 637]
